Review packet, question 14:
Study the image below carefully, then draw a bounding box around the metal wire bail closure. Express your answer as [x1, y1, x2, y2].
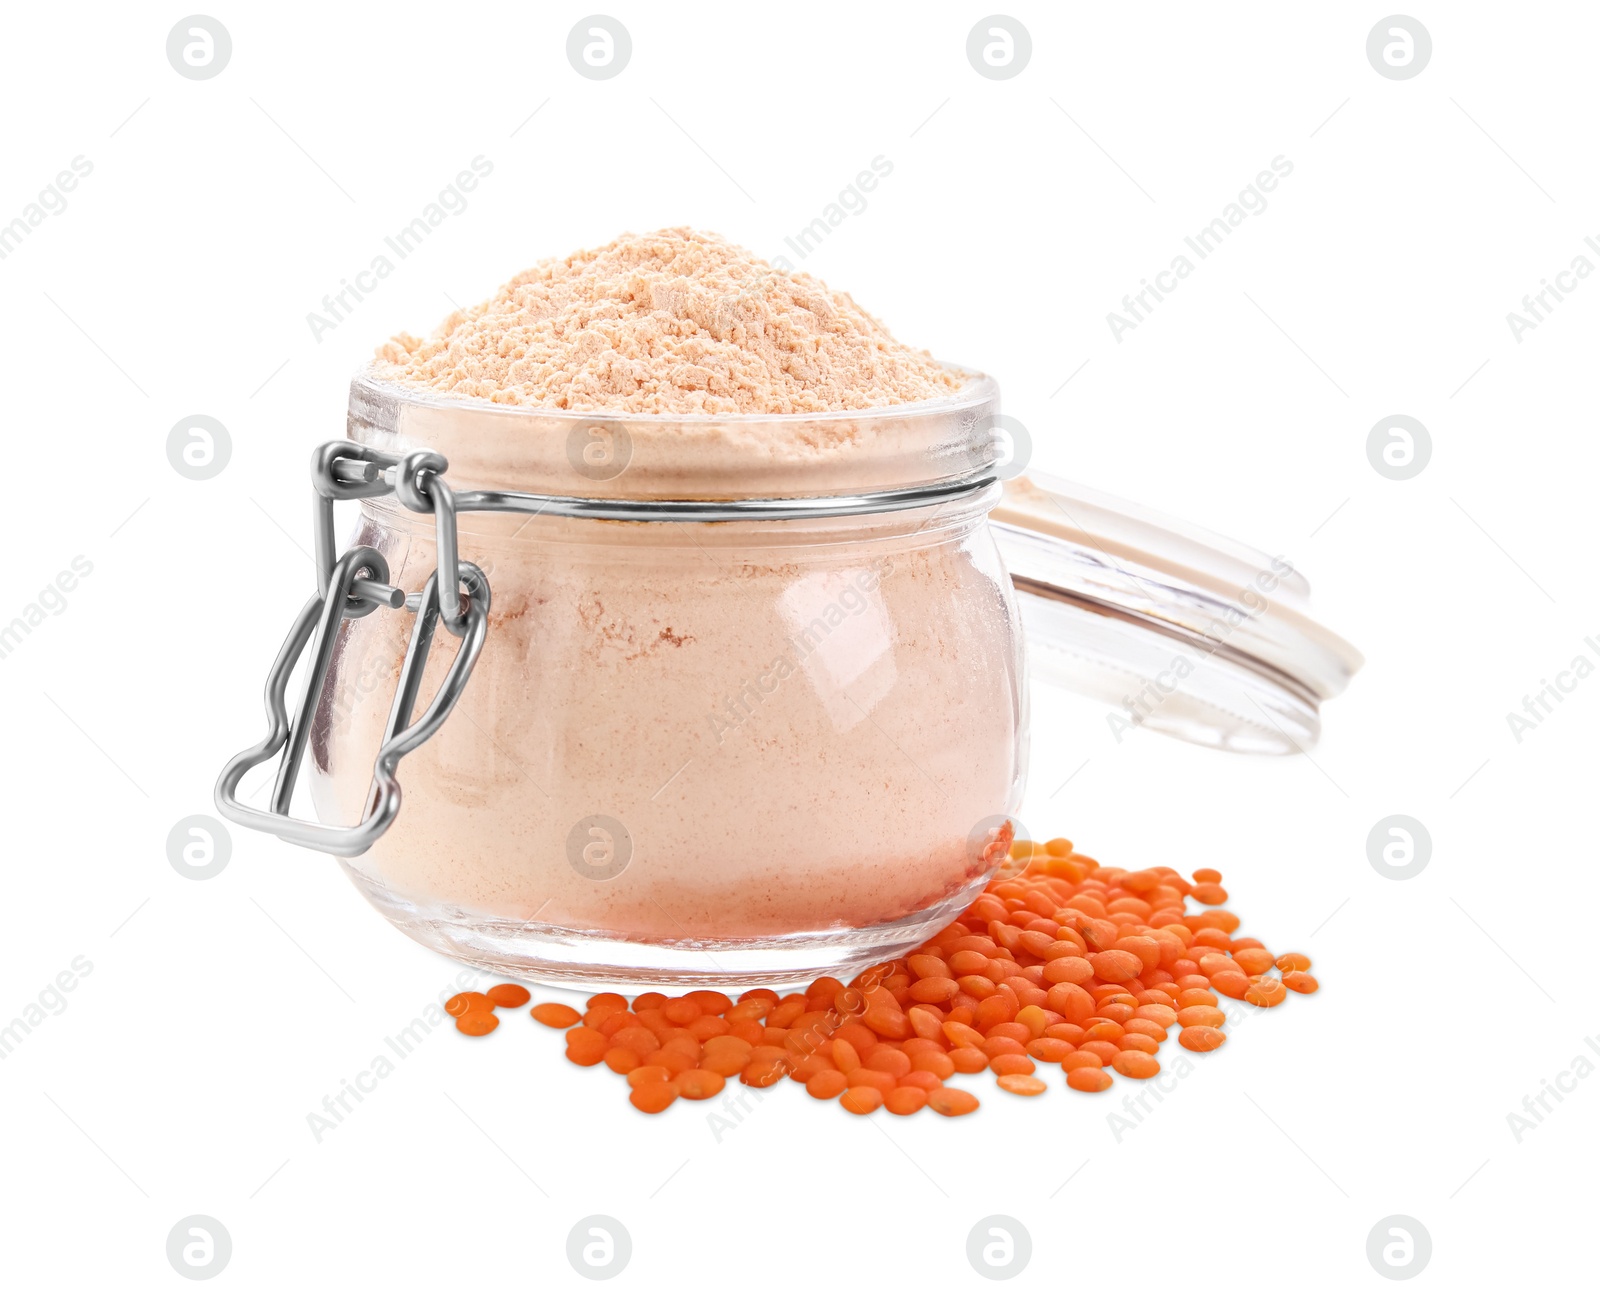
[215, 438, 491, 856]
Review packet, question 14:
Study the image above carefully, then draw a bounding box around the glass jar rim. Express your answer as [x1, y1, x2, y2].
[347, 363, 1003, 504]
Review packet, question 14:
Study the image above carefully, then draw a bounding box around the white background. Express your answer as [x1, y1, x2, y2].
[1, 1, 1593, 1289]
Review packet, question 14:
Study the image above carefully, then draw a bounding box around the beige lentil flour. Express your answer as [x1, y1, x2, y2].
[310, 234, 1022, 967]
[372, 228, 964, 415]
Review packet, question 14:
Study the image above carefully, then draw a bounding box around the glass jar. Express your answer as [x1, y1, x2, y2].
[313, 369, 1023, 986]
[218, 367, 1362, 989]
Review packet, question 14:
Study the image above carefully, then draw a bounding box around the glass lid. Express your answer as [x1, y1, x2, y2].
[991, 473, 1363, 755]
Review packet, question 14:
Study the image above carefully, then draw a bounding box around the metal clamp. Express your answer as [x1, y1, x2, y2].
[215, 442, 489, 856]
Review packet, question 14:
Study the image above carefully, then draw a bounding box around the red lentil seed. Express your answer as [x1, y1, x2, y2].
[1245, 979, 1288, 1007]
[445, 992, 496, 1018]
[927, 1087, 980, 1116]
[840, 1087, 883, 1114]
[630, 1080, 677, 1113]
[473, 834, 1318, 1116]
[456, 1010, 498, 1037]
[885, 1085, 929, 1114]
[1066, 1066, 1113, 1093]
[1178, 1025, 1227, 1052]
[1112, 1051, 1161, 1079]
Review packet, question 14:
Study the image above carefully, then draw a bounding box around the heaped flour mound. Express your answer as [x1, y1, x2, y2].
[373, 228, 962, 415]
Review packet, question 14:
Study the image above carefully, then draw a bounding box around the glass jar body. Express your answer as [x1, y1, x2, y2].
[309, 495, 1026, 987]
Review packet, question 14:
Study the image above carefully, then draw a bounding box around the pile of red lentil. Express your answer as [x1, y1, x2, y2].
[445, 835, 1318, 1116]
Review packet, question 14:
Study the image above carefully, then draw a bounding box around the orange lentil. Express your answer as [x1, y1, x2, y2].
[840, 1086, 883, 1115]
[1043, 956, 1094, 984]
[885, 1085, 929, 1114]
[1112, 1051, 1161, 1079]
[1178, 1025, 1226, 1052]
[445, 992, 495, 1018]
[643, 1048, 694, 1077]
[1245, 979, 1288, 1007]
[835, 1021, 878, 1054]
[725, 998, 770, 1022]
[530, 1002, 581, 1028]
[907, 1006, 944, 1040]
[1123, 1017, 1168, 1041]
[1066, 1066, 1113, 1093]
[456, 1010, 498, 1037]
[610, 1026, 661, 1056]
[1089, 950, 1144, 983]
[741, 1060, 786, 1087]
[1198, 953, 1244, 977]
[489, 834, 1318, 1116]
[1135, 1003, 1178, 1028]
[1234, 948, 1277, 976]
[630, 1080, 678, 1113]
[675, 1069, 725, 1100]
[943, 1021, 985, 1050]
[806, 1069, 849, 1099]
[1027, 1037, 1074, 1063]
[864, 1045, 912, 1077]
[700, 1050, 752, 1078]
[911, 977, 959, 1003]
[926, 1087, 980, 1116]
[628, 1065, 672, 1088]
[564, 1027, 609, 1065]
[663, 997, 700, 1025]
